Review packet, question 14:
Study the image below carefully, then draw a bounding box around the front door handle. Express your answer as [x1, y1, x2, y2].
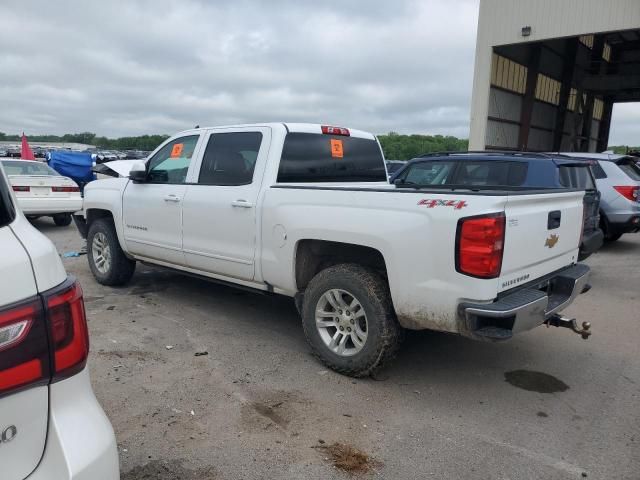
[164, 194, 181, 203]
[231, 199, 254, 208]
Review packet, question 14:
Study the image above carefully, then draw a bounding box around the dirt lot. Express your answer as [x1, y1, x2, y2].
[40, 218, 639, 479]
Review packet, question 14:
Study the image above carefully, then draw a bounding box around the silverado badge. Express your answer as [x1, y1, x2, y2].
[545, 234, 559, 248]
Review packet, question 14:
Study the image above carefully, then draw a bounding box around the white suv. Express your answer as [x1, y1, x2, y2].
[0, 165, 118, 479]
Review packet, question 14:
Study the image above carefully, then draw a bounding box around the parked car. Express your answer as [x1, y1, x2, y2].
[0, 163, 118, 479]
[560, 153, 640, 241]
[0, 159, 83, 226]
[390, 152, 604, 260]
[76, 123, 592, 377]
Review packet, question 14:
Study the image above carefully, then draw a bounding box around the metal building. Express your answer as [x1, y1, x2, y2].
[469, 0, 640, 152]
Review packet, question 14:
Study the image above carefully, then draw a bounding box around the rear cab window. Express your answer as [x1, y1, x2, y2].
[277, 133, 387, 183]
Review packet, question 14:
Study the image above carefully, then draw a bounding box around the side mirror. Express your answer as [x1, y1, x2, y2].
[129, 162, 147, 183]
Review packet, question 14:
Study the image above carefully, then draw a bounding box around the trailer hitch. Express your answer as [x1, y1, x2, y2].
[545, 314, 592, 339]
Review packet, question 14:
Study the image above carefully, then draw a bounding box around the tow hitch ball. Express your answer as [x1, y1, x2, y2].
[545, 314, 592, 339]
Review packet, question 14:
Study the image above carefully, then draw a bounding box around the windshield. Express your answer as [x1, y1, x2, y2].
[0, 160, 60, 176]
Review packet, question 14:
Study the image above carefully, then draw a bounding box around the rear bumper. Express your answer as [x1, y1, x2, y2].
[17, 197, 82, 215]
[460, 264, 590, 341]
[607, 214, 640, 234]
[26, 368, 119, 480]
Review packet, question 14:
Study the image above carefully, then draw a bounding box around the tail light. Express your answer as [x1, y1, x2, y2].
[456, 213, 505, 279]
[51, 186, 80, 193]
[321, 125, 350, 136]
[580, 203, 586, 245]
[12, 186, 30, 192]
[613, 186, 639, 202]
[0, 277, 88, 397]
[0, 298, 49, 395]
[47, 280, 89, 381]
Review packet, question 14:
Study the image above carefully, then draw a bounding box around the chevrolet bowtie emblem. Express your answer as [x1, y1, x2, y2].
[545, 234, 559, 248]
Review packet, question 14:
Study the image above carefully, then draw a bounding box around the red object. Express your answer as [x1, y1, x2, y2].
[456, 213, 506, 279]
[51, 186, 80, 193]
[12, 186, 30, 192]
[21, 133, 36, 160]
[0, 277, 89, 395]
[613, 186, 639, 202]
[321, 125, 350, 136]
[48, 280, 89, 380]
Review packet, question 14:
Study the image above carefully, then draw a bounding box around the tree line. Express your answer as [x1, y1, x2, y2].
[0, 131, 635, 159]
[0, 132, 169, 152]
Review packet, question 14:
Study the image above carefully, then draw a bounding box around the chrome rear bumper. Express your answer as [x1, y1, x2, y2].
[460, 264, 590, 341]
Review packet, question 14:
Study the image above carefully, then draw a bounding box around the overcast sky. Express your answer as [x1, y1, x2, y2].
[0, 0, 636, 144]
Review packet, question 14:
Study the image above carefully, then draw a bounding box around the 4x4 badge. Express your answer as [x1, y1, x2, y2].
[545, 234, 559, 248]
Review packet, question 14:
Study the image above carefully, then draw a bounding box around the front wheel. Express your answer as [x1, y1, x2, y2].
[87, 218, 136, 286]
[301, 264, 402, 377]
[53, 213, 72, 226]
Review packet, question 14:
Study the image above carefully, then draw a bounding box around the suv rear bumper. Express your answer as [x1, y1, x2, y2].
[607, 214, 640, 234]
[27, 368, 119, 480]
[460, 264, 590, 341]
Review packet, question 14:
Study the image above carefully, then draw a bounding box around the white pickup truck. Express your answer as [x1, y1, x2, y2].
[77, 123, 592, 377]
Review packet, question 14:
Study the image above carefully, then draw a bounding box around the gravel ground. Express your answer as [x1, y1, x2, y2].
[39, 218, 639, 479]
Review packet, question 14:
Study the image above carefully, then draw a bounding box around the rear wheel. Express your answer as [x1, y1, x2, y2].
[600, 215, 622, 242]
[301, 264, 402, 377]
[53, 213, 72, 227]
[87, 218, 136, 285]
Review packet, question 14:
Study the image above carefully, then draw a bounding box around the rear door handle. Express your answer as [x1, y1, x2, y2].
[231, 199, 254, 208]
[164, 194, 181, 203]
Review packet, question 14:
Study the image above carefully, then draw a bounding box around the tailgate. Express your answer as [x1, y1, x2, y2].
[499, 191, 584, 292]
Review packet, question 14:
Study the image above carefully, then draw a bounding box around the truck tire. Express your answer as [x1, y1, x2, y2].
[53, 213, 72, 227]
[87, 218, 136, 286]
[301, 264, 402, 377]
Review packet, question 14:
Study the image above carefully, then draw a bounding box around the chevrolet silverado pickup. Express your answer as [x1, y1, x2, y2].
[77, 123, 592, 377]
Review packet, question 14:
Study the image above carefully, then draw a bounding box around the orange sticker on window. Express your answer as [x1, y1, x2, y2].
[330, 139, 343, 158]
[170, 143, 184, 158]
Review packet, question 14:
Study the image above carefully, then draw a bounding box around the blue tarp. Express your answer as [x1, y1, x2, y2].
[48, 151, 95, 183]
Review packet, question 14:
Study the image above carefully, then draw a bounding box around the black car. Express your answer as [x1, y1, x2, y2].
[390, 152, 604, 260]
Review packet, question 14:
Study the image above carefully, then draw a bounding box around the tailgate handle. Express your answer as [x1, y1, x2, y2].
[548, 210, 561, 230]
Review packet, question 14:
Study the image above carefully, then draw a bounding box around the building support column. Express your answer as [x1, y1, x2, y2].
[597, 98, 614, 152]
[552, 39, 579, 151]
[518, 45, 541, 150]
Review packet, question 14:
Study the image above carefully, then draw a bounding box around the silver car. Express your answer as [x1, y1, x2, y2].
[562, 153, 640, 241]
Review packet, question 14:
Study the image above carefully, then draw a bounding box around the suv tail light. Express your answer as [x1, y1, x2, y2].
[0, 298, 49, 395]
[51, 186, 80, 193]
[321, 125, 350, 136]
[456, 213, 505, 279]
[613, 186, 639, 202]
[0, 277, 88, 397]
[12, 186, 30, 192]
[47, 280, 89, 380]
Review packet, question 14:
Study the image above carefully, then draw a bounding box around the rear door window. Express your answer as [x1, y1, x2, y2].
[198, 132, 263, 186]
[400, 161, 457, 185]
[277, 133, 386, 183]
[453, 161, 528, 186]
[559, 165, 596, 189]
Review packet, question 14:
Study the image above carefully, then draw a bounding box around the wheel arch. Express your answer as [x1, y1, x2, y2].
[294, 239, 389, 293]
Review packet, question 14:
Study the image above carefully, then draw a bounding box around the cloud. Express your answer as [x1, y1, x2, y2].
[0, 0, 636, 144]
